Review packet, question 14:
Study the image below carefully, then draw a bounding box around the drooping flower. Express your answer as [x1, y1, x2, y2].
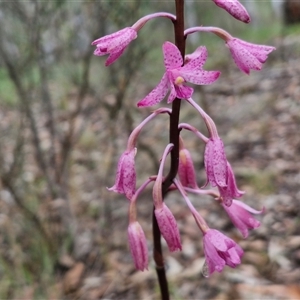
[137, 42, 220, 107]
[226, 38, 276, 74]
[154, 203, 182, 252]
[204, 138, 228, 189]
[203, 229, 243, 275]
[212, 0, 250, 23]
[178, 148, 198, 189]
[178, 140, 198, 189]
[92, 27, 137, 66]
[204, 138, 244, 206]
[152, 143, 181, 251]
[108, 148, 136, 200]
[222, 200, 264, 238]
[128, 221, 148, 271]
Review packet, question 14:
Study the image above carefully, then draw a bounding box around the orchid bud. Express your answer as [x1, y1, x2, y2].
[128, 221, 148, 271]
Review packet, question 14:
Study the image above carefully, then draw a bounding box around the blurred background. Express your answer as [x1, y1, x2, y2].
[0, 0, 300, 299]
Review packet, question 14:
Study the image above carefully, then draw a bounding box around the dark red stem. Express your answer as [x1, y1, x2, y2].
[152, 0, 185, 299]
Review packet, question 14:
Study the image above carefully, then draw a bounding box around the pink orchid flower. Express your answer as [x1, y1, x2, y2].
[212, 0, 250, 23]
[108, 148, 136, 200]
[226, 38, 276, 74]
[203, 229, 243, 275]
[128, 221, 148, 271]
[92, 27, 137, 66]
[137, 42, 220, 107]
[154, 203, 182, 252]
[222, 200, 264, 238]
[204, 138, 244, 206]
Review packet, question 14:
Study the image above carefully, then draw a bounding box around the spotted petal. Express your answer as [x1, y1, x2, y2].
[137, 73, 169, 107]
[163, 41, 183, 70]
[204, 138, 227, 188]
[181, 69, 221, 85]
[183, 46, 208, 70]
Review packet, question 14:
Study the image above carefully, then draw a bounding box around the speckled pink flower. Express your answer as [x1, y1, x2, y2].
[204, 138, 244, 206]
[212, 0, 250, 23]
[203, 229, 243, 275]
[92, 27, 137, 66]
[204, 138, 227, 189]
[137, 42, 220, 107]
[178, 147, 198, 189]
[108, 148, 136, 200]
[128, 221, 148, 271]
[154, 203, 182, 252]
[226, 38, 276, 74]
[222, 200, 264, 238]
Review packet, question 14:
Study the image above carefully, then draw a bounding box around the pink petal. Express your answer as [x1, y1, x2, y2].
[105, 48, 125, 66]
[167, 83, 177, 103]
[163, 41, 183, 70]
[92, 27, 129, 45]
[137, 73, 169, 107]
[223, 200, 263, 238]
[182, 46, 208, 70]
[225, 162, 245, 199]
[232, 200, 265, 215]
[204, 237, 226, 273]
[107, 28, 137, 52]
[122, 150, 137, 200]
[128, 222, 148, 271]
[181, 70, 221, 85]
[223, 246, 243, 267]
[204, 138, 228, 188]
[206, 229, 229, 252]
[237, 40, 276, 63]
[155, 203, 182, 252]
[178, 148, 198, 188]
[174, 84, 193, 100]
[107, 149, 136, 200]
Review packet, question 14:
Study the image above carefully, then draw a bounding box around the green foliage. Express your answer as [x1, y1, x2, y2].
[0, 69, 18, 106]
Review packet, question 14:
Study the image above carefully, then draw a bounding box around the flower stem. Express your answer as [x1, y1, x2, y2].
[152, 1, 185, 299]
[184, 26, 232, 41]
[132, 12, 176, 31]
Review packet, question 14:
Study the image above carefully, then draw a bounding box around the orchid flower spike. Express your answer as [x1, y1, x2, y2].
[138, 42, 220, 107]
[222, 200, 265, 238]
[204, 138, 244, 206]
[128, 221, 148, 271]
[212, 0, 250, 23]
[225, 38, 276, 74]
[92, 27, 137, 66]
[203, 229, 243, 275]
